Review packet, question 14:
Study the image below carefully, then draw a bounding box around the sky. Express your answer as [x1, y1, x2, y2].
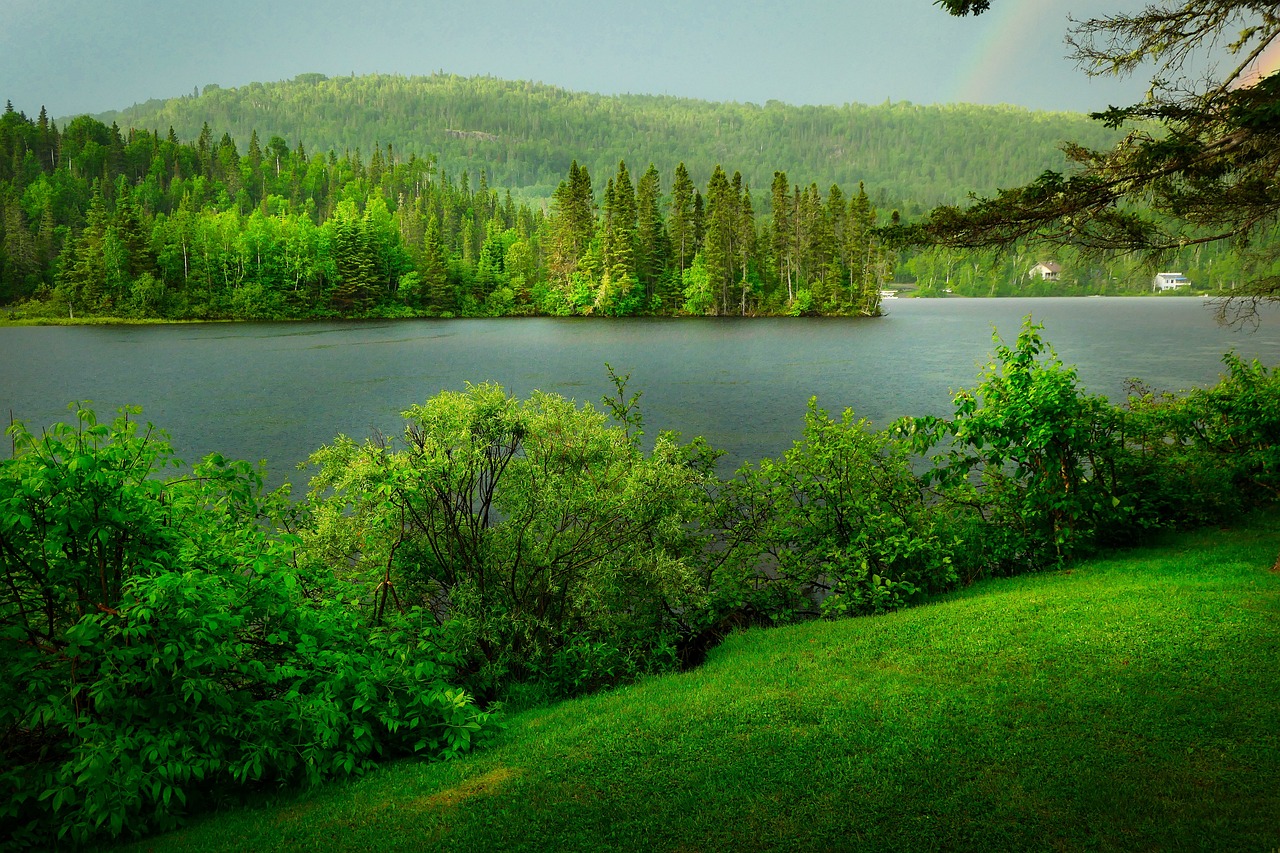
[0, 0, 1220, 120]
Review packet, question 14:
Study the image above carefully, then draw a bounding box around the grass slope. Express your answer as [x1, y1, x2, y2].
[125, 517, 1280, 852]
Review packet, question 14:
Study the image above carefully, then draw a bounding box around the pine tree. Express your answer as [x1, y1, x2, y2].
[603, 161, 637, 286]
[196, 122, 213, 177]
[421, 214, 453, 313]
[329, 203, 379, 310]
[737, 184, 757, 315]
[112, 176, 150, 280]
[770, 171, 795, 302]
[702, 166, 734, 315]
[57, 182, 110, 313]
[669, 162, 695, 273]
[635, 163, 668, 302]
[847, 182, 886, 315]
[0, 197, 38, 301]
[547, 160, 595, 284]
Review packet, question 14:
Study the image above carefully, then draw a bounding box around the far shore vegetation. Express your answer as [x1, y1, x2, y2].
[1, 85, 1270, 326]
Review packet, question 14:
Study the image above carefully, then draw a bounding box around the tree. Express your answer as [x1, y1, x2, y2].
[702, 165, 736, 315]
[635, 163, 668, 301]
[420, 214, 453, 313]
[770, 171, 795, 302]
[601, 161, 637, 292]
[546, 160, 595, 286]
[905, 1, 1280, 307]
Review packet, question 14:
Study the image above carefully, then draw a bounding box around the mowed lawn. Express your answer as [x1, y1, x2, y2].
[124, 515, 1280, 852]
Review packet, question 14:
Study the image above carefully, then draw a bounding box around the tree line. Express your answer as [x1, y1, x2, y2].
[93, 72, 1125, 208]
[0, 104, 890, 319]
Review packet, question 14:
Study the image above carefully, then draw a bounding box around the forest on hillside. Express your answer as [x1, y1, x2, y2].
[0, 104, 888, 319]
[2, 73, 1273, 322]
[93, 73, 1125, 209]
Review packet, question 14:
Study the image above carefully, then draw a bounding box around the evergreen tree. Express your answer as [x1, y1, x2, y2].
[1, 196, 38, 301]
[546, 160, 595, 285]
[635, 163, 668, 302]
[668, 162, 695, 274]
[56, 182, 110, 313]
[602, 161, 637, 287]
[737, 184, 757, 315]
[112, 176, 151, 280]
[421, 214, 452, 313]
[702, 166, 734, 315]
[328, 203, 379, 310]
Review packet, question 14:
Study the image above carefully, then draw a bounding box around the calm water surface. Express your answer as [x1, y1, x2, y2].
[3, 298, 1278, 486]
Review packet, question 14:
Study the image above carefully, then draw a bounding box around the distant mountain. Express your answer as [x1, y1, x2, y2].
[90, 73, 1122, 210]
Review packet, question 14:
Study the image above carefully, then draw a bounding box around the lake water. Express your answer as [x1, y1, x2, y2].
[3, 297, 1279, 487]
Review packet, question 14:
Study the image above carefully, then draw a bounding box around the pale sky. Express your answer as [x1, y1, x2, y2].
[1, 0, 1183, 119]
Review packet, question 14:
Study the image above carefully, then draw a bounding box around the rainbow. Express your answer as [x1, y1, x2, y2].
[1235, 35, 1280, 88]
[946, 2, 1048, 106]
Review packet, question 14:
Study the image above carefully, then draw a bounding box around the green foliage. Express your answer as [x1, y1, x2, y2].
[721, 401, 954, 620]
[300, 380, 715, 698]
[0, 406, 494, 849]
[906, 319, 1125, 572]
[1115, 353, 1280, 529]
[116, 514, 1280, 853]
[96, 73, 1123, 209]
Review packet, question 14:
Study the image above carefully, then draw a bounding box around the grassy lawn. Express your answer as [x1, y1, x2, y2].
[123, 516, 1280, 852]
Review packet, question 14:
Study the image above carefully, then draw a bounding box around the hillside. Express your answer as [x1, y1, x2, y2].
[121, 515, 1280, 852]
[92, 73, 1124, 208]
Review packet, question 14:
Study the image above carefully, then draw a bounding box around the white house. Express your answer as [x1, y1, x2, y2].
[1152, 272, 1191, 291]
[1029, 261, 1062, 281]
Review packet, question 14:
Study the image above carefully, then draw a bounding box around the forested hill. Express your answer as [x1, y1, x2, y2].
[91, 73, 1122, 209]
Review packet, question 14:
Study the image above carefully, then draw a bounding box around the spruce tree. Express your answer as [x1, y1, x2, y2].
[669, 162, 695, 273]
[635, 163, 668, 301]
[421, 214, 453, 313]
[702, 166, 734, 315]
[770, 171, 794, 302]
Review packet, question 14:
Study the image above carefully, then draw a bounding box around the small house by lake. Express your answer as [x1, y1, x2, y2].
[1030, 261, 1062, 281]
[1152, 272, 1191, 292]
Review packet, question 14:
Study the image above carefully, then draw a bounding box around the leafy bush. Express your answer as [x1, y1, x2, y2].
[720, 400, 954, 620]
[0, 406, 494, 849]
[905, 319, 1129, 574]
[1110, 353, 1280, 531]
[300, 378, 715, 698]
[1184, 352, 1280, 499]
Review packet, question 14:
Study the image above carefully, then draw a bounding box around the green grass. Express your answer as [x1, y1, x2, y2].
[123, 517, 1280, 852]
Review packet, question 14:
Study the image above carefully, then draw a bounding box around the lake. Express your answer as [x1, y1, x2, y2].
[3, 297, 1279, 487]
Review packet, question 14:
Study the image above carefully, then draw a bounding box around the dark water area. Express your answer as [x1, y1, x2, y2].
[4, 297, 1279, 488]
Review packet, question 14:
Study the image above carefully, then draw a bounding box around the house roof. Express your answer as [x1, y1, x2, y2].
[1033, 261, 1062, 273]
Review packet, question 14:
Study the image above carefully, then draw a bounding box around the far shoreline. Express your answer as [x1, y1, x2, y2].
[0, 293, 1219, 327]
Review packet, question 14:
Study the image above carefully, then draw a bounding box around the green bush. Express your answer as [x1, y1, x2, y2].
[906, 319, 1130, 574]
[720, 400, 954, 620]
[0, 406, 494, 849]
[300, 379, 715, 698]
[1107, 353, 1280, 532]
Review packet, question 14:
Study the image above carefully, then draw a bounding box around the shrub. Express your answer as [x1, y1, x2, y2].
[300, 378, 715, 698]
[719, 400, 954, 620]
[905, 319, 1129, 574]
[1110, 353, 1280, 531]
[0, 406, 494, 849]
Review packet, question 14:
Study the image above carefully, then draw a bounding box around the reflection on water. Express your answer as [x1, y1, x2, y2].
[3, 298, 1278, 486]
